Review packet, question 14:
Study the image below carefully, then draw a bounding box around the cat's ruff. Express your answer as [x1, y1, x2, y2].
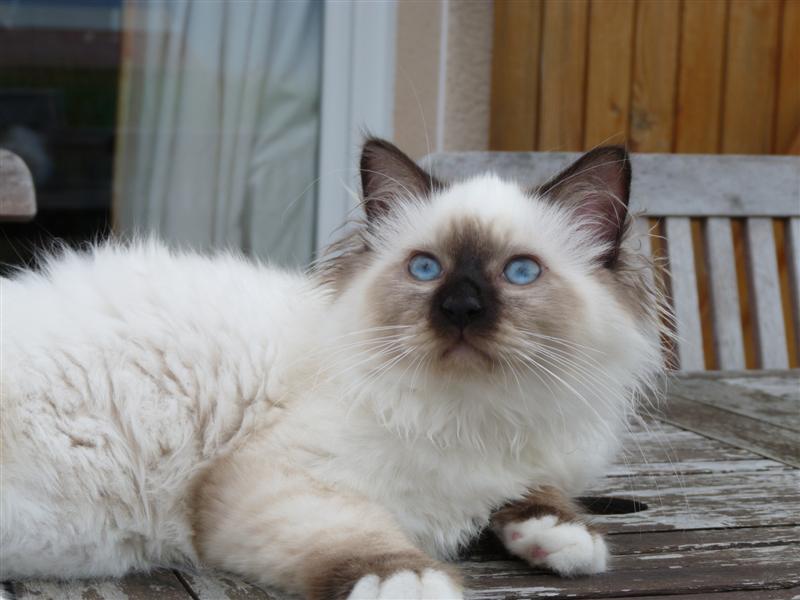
[1, 141, 665, 599]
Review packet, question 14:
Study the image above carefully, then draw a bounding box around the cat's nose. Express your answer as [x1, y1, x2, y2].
[440, 282, 485, 329]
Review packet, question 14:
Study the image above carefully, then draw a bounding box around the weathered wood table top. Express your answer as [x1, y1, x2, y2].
[5, 370, 799, 600]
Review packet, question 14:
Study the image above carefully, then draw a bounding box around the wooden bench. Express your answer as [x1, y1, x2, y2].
[424, 152, 800, 372]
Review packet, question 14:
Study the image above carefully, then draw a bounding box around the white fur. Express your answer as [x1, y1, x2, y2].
[348, 570, 462, 600]
[500, 516, 608, 576]
[0, 175, 662, 591]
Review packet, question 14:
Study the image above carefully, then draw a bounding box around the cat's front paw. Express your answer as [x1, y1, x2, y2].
[347, 569, 463, 600]
[500, 515, 608, 577]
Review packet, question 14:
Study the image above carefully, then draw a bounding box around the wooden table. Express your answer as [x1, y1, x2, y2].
[5, 371, 799, 599]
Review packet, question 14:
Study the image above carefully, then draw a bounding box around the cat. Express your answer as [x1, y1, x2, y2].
[0, 139, 666, 599]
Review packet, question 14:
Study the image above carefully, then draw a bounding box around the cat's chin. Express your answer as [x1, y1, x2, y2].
[438, 339, 493, 370]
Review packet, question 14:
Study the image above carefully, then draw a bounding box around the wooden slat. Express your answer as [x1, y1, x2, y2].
[670, 378, 800, 432]
[463, 541, 800, 599]
[674, 0, 727, 152]
[622, 423, 763, 463]
[537, 0, 588, 151]
[774, 0, 800, 154]
[746, 218, 789, 368]
[421, 152, 800, 217]
[622, 591, 799, 600]
[490, 0, 542, 151]
[592, 470, 800, 533]
[583, 0, 635, 148]
[176, 570, 288, 600]
[788, 218, 800, 347]
[660, 395, 800, 467]
[665, 217, 704, 370]
[720, 372, 800, 401]
[629, 0, 680, 152]
[721, 0, 782, 153]
[13, 571, 191, 600]
[705, 217, 746, 369]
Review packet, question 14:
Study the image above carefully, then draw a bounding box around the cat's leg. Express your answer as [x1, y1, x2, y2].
[490, 486, 607, 577]
[191, 455, 462, 599]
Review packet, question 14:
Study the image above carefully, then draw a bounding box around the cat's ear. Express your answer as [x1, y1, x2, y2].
[537, 146, 631, 268]
[360, 138, 442, 221]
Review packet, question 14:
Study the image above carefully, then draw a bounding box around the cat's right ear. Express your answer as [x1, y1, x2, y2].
[360, 138, 442, 221]
[536, 146, 631, 268]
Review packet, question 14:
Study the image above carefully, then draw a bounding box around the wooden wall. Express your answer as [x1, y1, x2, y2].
[491, 0, 799, 155]
[490, 0, 799, 369]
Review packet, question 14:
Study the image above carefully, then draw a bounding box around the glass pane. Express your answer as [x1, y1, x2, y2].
[0, 0, 321, 272]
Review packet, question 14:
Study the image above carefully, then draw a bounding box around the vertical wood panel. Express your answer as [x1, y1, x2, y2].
[490, 0, 542, 151]
[787, 218, 800, 353]
[632, 216, 655, 290]
[673, 0, 727, 152]
[630, 0, 680, 152]
[721, 0, 782, 153]
[775, 0, 800, 154]
[666, 217, 705, 371]
[583, 0, 636, 148]
[705, 218, 746, 370]
[746, 218, 789, 368]
[538, 0, 589, 151]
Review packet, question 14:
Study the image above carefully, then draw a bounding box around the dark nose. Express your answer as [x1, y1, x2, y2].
[440, 281, 485, 329]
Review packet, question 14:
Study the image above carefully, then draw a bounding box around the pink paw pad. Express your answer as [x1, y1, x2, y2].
[530, 546, 550, 560]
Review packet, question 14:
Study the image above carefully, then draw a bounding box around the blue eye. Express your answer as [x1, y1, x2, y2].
[504, 257, 541, 285]
[408, 253, 442, 281]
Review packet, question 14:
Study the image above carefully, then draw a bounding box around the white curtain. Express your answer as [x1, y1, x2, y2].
[114, 0, 321, 266]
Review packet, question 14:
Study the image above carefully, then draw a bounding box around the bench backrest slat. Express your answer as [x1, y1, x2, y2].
[665, 217, 705, 371]
[705, 217, 746, 370]
[745, 218, 789, 369]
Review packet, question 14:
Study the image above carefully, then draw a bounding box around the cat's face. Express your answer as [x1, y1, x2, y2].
[324, 139, 660, 388]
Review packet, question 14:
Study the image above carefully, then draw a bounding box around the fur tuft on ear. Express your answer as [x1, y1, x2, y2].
[538, 146, 631, 268]
[360, 138, 442, 221]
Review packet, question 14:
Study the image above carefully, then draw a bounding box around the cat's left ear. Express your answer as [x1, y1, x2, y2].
[360, 138, 442, 221]
[537, 146, 631, 268]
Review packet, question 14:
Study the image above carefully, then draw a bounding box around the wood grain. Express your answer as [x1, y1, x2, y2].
[592, 469, 800, 532]
[674, 0, 727, 153]
[463, 542, 800, 599]
[671, 377, 800, 432]
[746, 218, 790, 368]
[176, 570, 288, 600]
[666, 217, 705, 371]
[537, 0, 588, 151]
[490, 0, 542, 151]
[630, 0, 680, 152]
[721, 0, 782, 153]
[705, 217, 746, 369]
[775, 0, 800, 154]
[660, 395, 800, 467]
[13, 571, 191, 600]
[583, 0, 635, 148]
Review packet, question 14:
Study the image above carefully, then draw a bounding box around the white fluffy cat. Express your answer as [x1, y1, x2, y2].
[1, 140, 665, 599]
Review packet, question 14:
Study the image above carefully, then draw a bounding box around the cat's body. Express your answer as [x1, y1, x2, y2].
[1, 141, 665, 599]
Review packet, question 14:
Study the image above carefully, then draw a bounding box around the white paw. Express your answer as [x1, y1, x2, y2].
[501, 515, 608, 576]
[347, 569, 463, 599]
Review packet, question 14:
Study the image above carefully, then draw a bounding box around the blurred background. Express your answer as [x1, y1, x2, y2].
[0, 0, 797, 366]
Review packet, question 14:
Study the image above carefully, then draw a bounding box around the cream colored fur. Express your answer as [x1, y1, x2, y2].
[1, 170, 663, 598]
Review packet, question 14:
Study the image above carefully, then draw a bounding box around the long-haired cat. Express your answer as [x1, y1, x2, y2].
[1, 140, 665, 599]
